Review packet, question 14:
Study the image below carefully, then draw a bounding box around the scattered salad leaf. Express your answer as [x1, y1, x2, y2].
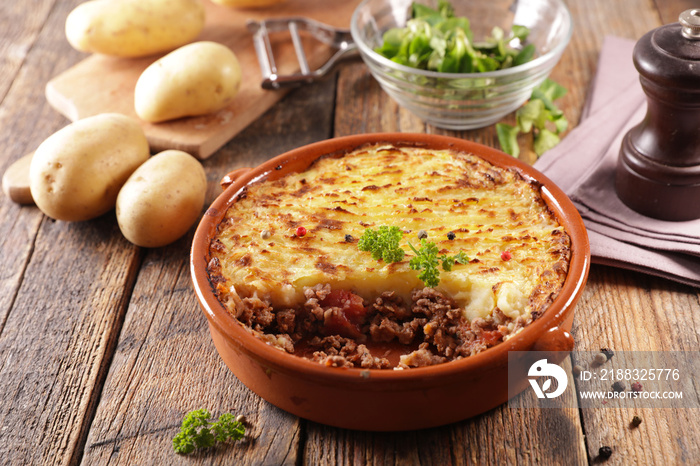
[375, 0, 533, 73]
[496, 78, 568, 158]
[496, 123, 522, 158]
[533, 128, 561, 155]
[358, 225, 406, 263]
[358, 227, 468, 287]
[173, 409, 245, 455]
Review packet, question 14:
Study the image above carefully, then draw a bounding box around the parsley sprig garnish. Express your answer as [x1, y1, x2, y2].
[357, 225, 405, 263]
[172, 409, 245, 455]
[409, 239, 469, 287]
[358, 227, 468, 287]
[408, 239, 440, 287]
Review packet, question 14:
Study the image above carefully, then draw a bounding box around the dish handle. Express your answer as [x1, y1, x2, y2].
[220, 168, 251, 190]
[531, 326, 574, 364]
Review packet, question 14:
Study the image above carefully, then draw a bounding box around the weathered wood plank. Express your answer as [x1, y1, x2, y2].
[81, 235, 302, 465]
[0, 0, 77, 333]
[1, 0, 698, 465]
[553, 1, 700, 463]
[333, 61, 409, 136]
[655, 0, 698, 24]
[304, 372, 587, 465]
[0, 216, 141, 465]
[0, 0, 58, 105]
[80, 76, 339, 465]
[571, 266, 700, 464]
[0, 1, 138, 465]
[0, 0, 165, 463]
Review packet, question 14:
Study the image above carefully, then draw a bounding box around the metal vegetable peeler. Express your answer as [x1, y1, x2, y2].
[247, 17, 358, 90]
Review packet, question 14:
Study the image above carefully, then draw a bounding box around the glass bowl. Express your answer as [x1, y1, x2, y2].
[349, 0, 573, 130]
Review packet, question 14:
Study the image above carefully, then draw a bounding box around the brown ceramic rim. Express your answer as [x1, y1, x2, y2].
[191, 132, 590, 387]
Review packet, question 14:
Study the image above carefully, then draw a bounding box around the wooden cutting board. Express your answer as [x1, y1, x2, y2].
[45, 0, 362, 159]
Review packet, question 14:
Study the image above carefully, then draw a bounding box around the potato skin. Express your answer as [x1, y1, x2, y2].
[134, 41, 241, 123]
[30, 114, 149, 222]
[65, 0, 205, 58]
[116, 150, 207, 248]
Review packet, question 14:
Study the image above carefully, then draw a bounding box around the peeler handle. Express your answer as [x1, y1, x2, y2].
[247, 17, 358, 90]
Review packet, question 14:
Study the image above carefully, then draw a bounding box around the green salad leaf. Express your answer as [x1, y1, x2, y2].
[496, 78, 568, 158]
[375, 0, 533, 73]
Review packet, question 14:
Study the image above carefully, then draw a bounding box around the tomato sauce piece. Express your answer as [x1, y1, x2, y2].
[320, 289, 367, 338]
[480, 328, 503, 347]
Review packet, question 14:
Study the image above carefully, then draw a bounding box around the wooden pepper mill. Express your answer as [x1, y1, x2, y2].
[615, 9, 700, 221]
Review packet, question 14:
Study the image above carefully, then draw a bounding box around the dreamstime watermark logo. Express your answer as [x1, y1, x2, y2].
[527, 358, 568, 399]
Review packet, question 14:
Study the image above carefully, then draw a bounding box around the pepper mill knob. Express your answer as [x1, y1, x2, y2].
[615, 9, 700, 221]
[680, 9, 700, 40]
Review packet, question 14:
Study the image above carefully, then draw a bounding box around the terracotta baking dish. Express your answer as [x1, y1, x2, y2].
[190, 133, 590, 431]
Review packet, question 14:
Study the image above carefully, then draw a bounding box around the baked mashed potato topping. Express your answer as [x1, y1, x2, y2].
[207, 144, 571, 368]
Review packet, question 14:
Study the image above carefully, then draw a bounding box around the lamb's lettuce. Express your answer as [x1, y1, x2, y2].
[496, 79, 568, 158]
[375, 0, 533, 74]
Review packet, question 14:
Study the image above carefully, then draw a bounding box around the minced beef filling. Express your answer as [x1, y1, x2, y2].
[233, 284, 526, 370]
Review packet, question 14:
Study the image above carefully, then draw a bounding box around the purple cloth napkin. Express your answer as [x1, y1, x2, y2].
[534, 36, 700, 287]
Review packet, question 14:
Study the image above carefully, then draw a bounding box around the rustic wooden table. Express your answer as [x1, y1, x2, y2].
[1, 0, 699, 464]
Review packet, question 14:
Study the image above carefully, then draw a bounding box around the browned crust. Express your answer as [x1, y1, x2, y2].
[205, 144, 571, 369]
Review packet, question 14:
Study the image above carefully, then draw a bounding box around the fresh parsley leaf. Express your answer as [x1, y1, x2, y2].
[358, 226, 405, 263]
[359, 227, 468, 287]
[440, 250, 469, 272]
[408, 239, 469, 287]
[173, 409, 245, 455]
[211, 413, 245, 443]
[408, 240, 441, 288]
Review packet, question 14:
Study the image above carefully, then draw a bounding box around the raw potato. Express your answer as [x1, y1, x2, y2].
[116, 150, 207, 248]
[30, 113, 149, 222]
[65, 0, 205, 58]
[134, 41, 241, 123]
[210, 0, 286, 7]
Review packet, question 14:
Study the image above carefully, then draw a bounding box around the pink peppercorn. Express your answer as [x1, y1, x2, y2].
[295, 226, 307, 237]
[631, 382, 643, 392]
[501, 250, 512, 261]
